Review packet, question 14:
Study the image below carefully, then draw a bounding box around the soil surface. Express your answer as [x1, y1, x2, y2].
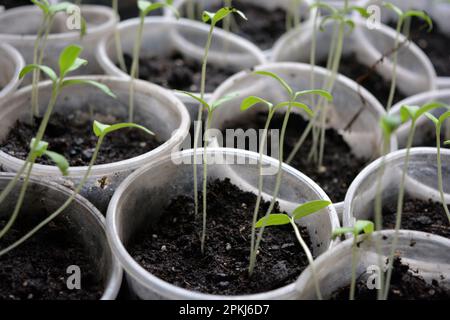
[0, 111, 161, 166]
[222, 112, 367, 203]
[0, 215, 103, 300]
[389, 17, 450, 77]
[129, 178, 315, 295]
[330, 257, 450, 300]
[204, 0, 291, 50]
[123, 51, 236, 93]
[379, 196, 450, 239]
[319, 53, 407, 108]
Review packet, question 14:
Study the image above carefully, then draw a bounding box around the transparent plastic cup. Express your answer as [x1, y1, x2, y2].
[0, 76, 190, 213]
[106, 148, 340, 299]
[0, 5, 117, 84]
[0, 43, 24, 101]
[343, 148, 450, 230]
[96, 17, 266, 122]
[208, 62, 398, 214]
[295, 230, 450, 299]
[0, 173, 122, 300]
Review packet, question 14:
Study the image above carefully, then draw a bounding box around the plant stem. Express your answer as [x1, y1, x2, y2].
[128, 14, 145, 122]
[248, 110, 275, 275]
[386, 19, 402, 112]
[193, 24, 214, 219]
[200, 112, 213, 254]
[349, 236, 358, 300]
[112, 0, 127, 73]
[252, 101, 294, 269]
[383, 122, 416, 299]
[290, 219, 322, 299]
[31, 15, 49, 118]
[436, 125, 450, 223]
[0, 136, 104, 257]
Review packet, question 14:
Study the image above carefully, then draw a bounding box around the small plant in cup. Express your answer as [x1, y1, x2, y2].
[383, 2, 432, 111]
[256, 199, 332, 300]
[0, 121, 154, 256]
[246, 70, 333, 275]
[128, 0, 179, 122]
[332, 220, 375, 300]
[30, 0, 86, 118]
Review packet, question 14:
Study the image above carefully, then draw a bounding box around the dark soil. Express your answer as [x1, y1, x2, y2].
[0, 0, 31, 9]
[380, 196, 450, 239]
[0, 215, 103, 300]
[330, 257, 450, 300]
[129, 178, 314, 295]
[222, 112, 367, 203]
[319, 53, 407, 108]
[0, 111, 161, 166]
[123, 51, 236, 93]
[203, 0, 291, 50]
[389, 17, 450, 77]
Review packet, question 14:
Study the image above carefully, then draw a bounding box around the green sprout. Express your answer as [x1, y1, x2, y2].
[0, 44, 116, 245]
[128, 0, 179, 122]
[177, 90, 238, 254]
[332, 220, 374, 300]
[189, 7, 246, 221]
[256, 200, 332, 300]
[30, 0, 86, 118]
[425, 106, 450, 224]
[383, 2, 432, 111]
[112, 0, 127, 73]
[288, 0, 369, 170]
[247, 70, 333, 276]
[286, 0, 303, 31]
[0, 121, 154, 257]
[382, 102, 443, 300]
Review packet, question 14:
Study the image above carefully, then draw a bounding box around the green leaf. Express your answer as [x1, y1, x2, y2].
[380, 114, 402, 136]
[240, 96, 273, 111]
[445, 140, 450, 146]
[19, 64, 57, 83]
[255, 214, 291, 228]
[274, 102, 314, 118]
[31, 0, 50, 15]
[44, 150, 69, 176]
[292, 200, 331, 220]
[294, 89, 333, 102]
[93, 120, 154, 138]
[202, 7, 247, 25]
[176, 90, 210, 111]
[59, 45, 83, 77]
[404, 10, 433, 31]
[354, 220, 374, 236]
[49, 2, 73, 14]
[67, 57, 88, 73]
[438, 110, 450, 126]
[253, 71, 293, 96]
[331, 227, 355, 239]
[61, 79, 116, 98]
[415, 102, 446, 121]
[383, 2, 403, 18]
[211, 93, 239, 111]
[349, 6, 370, 18]
[138, 0, 152, 12]
[400, 105, 420, 123]
[29, 138, 48, 157]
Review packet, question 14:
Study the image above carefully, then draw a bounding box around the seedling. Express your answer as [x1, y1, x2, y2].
[0, 121, 154, 256]
[190, 7, 246, 221]
[256, 200, 332, 300]
[383, 2, 432, 111]
[383, 102, 443, 300]
[128, 0, 179, 122]
[332, 220, 374, 300]
[425, 106, 450, 224]
[112, 0, 127, 72]
[286, 0, 303, 31]
[0, 44, 116, 243]
[247, 70, 333, 275]
[177, 90, 238, 253]
[288, 0, 369, 169]
[30, 0, 86, 118]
